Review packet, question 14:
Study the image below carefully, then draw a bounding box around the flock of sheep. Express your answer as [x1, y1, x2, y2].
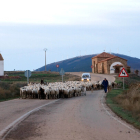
[20, 81, 118, 99]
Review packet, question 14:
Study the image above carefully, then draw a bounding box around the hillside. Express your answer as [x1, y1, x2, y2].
[36, 53, 140, 72]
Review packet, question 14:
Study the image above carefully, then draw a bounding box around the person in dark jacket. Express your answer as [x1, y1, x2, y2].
[41, 79, 44, 85]
[102, 78, 108, 93]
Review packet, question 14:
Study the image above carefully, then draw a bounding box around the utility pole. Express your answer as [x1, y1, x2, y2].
[118, 47, 119, 54]
[44, 48, 47, 71]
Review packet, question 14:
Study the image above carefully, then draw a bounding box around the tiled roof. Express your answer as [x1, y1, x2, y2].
[91, 52, 115, 59]
[113, 64, 131, 68]
[98, 56, 117, 63]
[98, 56, 127, 63]
[113, 64, 123, 67]
[0, 54, 4, 61]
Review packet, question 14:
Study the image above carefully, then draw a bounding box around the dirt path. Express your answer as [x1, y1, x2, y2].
[4, 91, 140, 140]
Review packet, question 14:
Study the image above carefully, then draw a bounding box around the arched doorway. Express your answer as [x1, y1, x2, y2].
[110, 62, 123, 74]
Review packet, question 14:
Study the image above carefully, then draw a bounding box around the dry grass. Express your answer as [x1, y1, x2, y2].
[115, 83, 140, 119]
[67, 74, 80, 81]
[0, 82, 26, 101]
[0, 87, 11, 98]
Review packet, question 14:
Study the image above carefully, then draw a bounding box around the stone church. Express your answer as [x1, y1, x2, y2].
[91, 52, 130, 74]
[0, 54, 4, 76]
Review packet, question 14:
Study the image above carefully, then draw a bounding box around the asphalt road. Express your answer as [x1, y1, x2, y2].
[0, 99, 55, 135]
[0, 73, 140, 140]
[3, 91, 140, 140]
[70, 72, 116, 82]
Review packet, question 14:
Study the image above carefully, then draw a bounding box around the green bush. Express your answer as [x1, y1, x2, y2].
[127, 69, 131, 73]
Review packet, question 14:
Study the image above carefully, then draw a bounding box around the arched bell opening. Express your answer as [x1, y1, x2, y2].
[110, 62, 124, 74]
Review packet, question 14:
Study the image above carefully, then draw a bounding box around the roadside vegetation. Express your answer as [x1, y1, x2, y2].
[0, 71, 80, 102]
[106, 73, 140, 129]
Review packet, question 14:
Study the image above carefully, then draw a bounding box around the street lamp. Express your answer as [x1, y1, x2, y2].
[44, 48, 47, 71]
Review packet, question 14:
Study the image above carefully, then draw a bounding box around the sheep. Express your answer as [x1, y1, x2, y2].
[49, 88, 56, 99]
[20, 88, 27, 99]
[38, 87, 45, 99]
[112, 82, 118, 88]
[32, 88, 39, 99]
[54, 88, 59, 99]
[81, 86, 86, 96]
[20, 80, 114, 99]
[26, 88, 33, 99]
[44, 88, 50, 99]
[63, 88, 69, 98]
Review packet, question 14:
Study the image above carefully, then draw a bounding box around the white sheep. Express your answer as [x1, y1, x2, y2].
[20, 80, 113, 99]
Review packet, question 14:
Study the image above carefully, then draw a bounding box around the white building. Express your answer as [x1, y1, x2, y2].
[0, 54, 4, 76]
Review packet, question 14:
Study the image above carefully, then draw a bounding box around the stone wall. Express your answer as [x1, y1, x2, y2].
[92, 58, 98, 73]
[92, 56, 128, 74]
[104, 61, 108, 74]
[98, 63, 102, 73]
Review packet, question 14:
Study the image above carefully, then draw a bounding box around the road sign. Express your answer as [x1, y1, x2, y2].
[119, 68, 129, 90]
[25, 70, 32, 77]
[60, 68, 65, 82]
[91, 65, 94, 68]
[119, 68, 129, 77]
[56, 64, 59, 68]
[25, 70, 32, 84]
[60, 68, 65, 75]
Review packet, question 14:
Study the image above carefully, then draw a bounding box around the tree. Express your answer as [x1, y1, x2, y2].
[127, 69, 131, 73]
[135, 70, 139, 75]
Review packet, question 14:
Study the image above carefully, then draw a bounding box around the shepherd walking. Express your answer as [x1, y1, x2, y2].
[102, 78, 108, 93]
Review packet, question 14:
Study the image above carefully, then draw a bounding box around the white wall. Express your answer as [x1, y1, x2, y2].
[0, 61, 4, 76]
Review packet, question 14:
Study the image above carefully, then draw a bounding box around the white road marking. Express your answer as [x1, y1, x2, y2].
[0, 99, 60, 140]
[101, 93, 140, 134]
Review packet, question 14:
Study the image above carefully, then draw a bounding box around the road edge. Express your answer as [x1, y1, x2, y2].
[101, 92, 140, 135]
[0, 99, 60, 140]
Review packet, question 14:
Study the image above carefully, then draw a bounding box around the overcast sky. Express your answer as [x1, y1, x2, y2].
[0, 0, 140, 71]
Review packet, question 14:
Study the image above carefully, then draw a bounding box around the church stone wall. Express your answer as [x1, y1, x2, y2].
[92, 54, 128, 74]
[98, 63, 102, 73]
[104, 61, 108, 74]
[92, 58, 98, 73]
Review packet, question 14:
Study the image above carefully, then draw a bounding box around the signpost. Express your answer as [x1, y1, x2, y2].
[119, 68, 129, 90]
[25, 70, 32, 84]
[56, 64, 59, 72]
[60, 68, 65, 82]
[91, 65, 94, 68]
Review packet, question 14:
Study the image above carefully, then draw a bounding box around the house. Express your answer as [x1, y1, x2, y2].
[0, 54, 4, 76]
[91, 52, 130, 74]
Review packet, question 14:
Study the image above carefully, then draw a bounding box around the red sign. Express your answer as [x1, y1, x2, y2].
[119, 68, 129, 77]
[56, 64, 59, 68]
[91, 65, 94, 68]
